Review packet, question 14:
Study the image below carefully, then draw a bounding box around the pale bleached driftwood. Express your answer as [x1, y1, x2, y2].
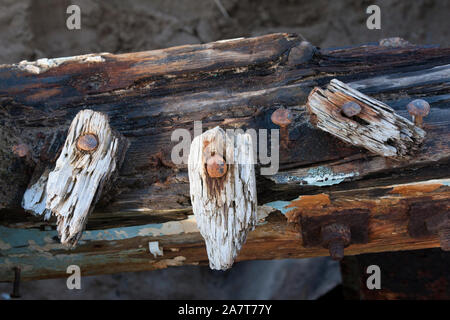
[188, 127, 257, 270]
[306, 79, 426, 159]
[22, 109, 127, 247]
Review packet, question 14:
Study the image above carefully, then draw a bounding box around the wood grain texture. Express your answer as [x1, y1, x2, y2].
[21, 110, 128, 247]
[1, 178, 449, 282]
[188, 127, 257, 270]
[0, 33, 449, 280]
[306, 79, 426, 158]
[1, 34, 449, 224]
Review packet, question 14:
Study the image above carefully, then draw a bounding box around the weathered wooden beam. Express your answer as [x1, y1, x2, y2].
[0, 33, 449, 280]
[306, 79, 425, 158]
[0, 178, 448, 282]
[1, 34, 449, 223]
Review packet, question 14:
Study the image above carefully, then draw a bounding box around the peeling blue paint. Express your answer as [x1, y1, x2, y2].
[264, 201, 295, 215]
[0, 220, 187, 281]
[270, 174, 303, 184]
[0, 226, 56, 248]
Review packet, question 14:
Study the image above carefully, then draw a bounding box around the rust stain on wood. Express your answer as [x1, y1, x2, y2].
[389, 183, 444, 196]
[0, 34, 449, 279]
[286, 194, 331, 222]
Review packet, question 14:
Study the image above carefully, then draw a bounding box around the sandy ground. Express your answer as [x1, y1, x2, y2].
[0, 0, 448, 299]
[0, 0, 449, 65]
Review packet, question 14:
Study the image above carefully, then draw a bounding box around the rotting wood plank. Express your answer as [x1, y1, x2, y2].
[1, 34, 449, 225]
[188, 127, 257, 270]
[1, 178, 448, 282]
[0, 33, 449, 280]
[306, 79, 425, 158]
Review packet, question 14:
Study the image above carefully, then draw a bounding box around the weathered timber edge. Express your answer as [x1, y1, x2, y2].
[0, 33, 449, 280]
[1, 178, 449, 281]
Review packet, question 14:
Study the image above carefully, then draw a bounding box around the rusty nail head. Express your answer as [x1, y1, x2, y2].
[12, 144, 30, 158]
[271, 107, 292, 127]
[76, 133, 99, 152]
[10, 267, 21, 298]
[407, 99, 430, 127]
[321, 223, 351, 261]
[206, 154, 227, 178]
[341, 101, 361, 117]
[271, 107, 292, 150]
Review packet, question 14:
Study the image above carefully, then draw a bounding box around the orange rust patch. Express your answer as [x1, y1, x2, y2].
[285, 193, 331, 222]
[389, 183, 443, 196]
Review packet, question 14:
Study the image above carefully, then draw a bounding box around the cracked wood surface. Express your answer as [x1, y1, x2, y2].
[0, 33, 449, 280]
[1, 34, 448, 227]
[1, 178, 449, 282]
[21, 110, 128, 247]
[188, 127, 257, 270]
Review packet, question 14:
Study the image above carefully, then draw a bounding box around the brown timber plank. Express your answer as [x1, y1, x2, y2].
[0, 34, 449, 280]
[0, 178, 448, 282]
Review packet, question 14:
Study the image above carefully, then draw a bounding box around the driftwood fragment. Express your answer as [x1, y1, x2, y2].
[22, 110, 128, 247]
[306, 79, 426, 159]
[188, 127, 257, 270]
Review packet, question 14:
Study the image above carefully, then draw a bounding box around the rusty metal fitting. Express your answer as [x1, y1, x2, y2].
[12, 144, 30, 158]
[341, 101, 361, 117]
[271, 107, 292, 150]
[12, 143, 35, 167]
[271, 107, 292, 127]
[321, 223, 351, 261]
[76, 133, 99, 152]
[10, 267, 21, 299]
[407, 99, 430, 128]
[206, 154, 227, 178]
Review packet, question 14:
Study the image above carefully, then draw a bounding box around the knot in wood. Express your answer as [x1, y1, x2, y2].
[271, 107, 292, 127]
[76, 133, 99, 152]
[341, 101, 361, 117]
[206, 154, 227, 178]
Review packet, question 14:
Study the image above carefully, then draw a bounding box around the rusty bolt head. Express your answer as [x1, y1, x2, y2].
[328, 241, 346, 261]
[407, 99, 430, 127]
[271, 108, 292, 127]
[341, 102, 362, 117]
[407, 99, 430, 117]
[321, 223, 351, 261]
[76, 133, 98, 152]
[206, 154, 227, 178]
[12, 144, 30, 158]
